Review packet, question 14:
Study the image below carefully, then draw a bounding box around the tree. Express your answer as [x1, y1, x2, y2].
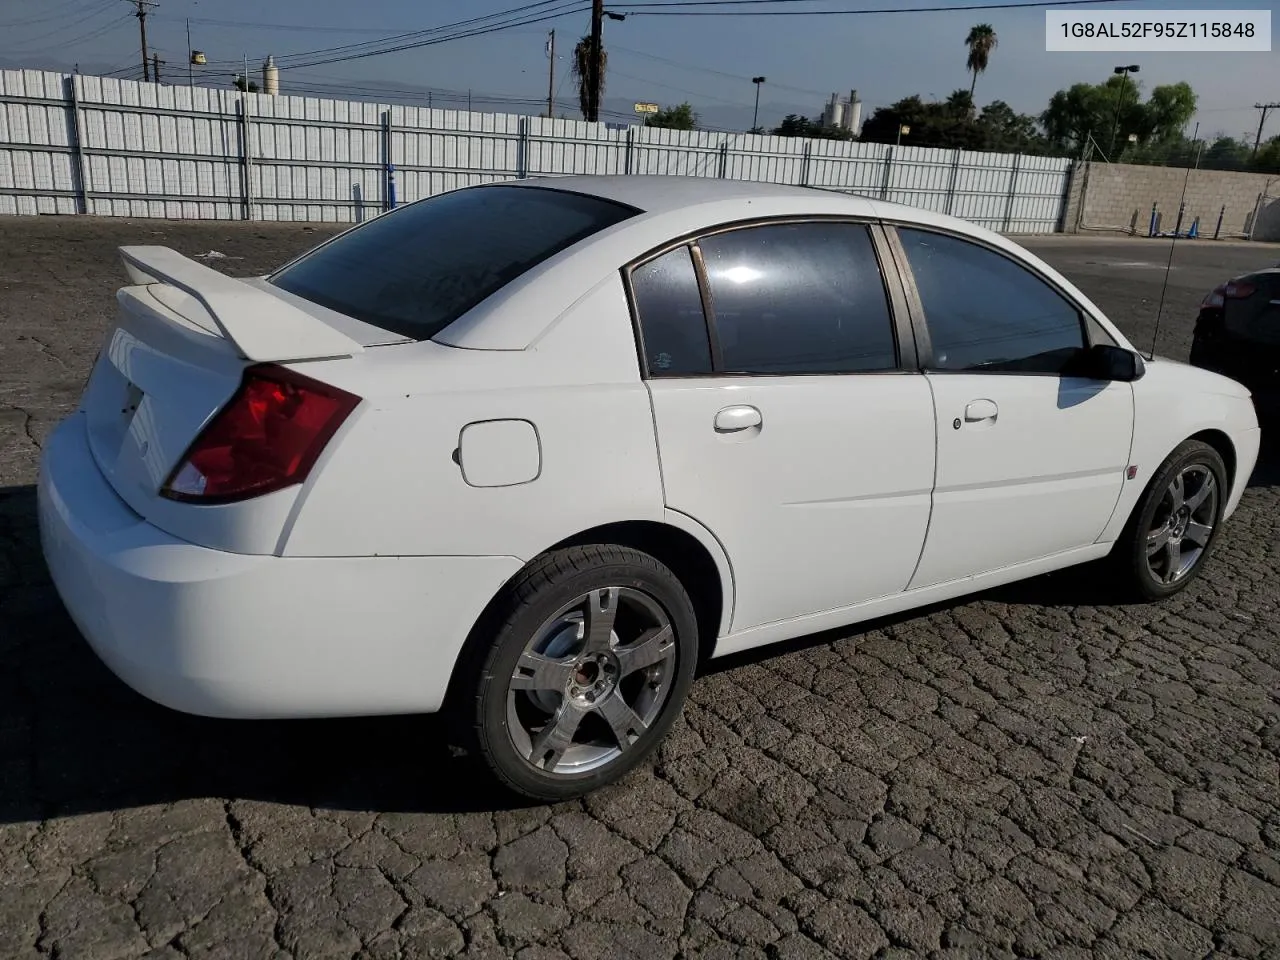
[964, 23, 998, 100]
[1254, 136, 1280, 175]
[233, 74, 259, 93]
[1203, 135, 1251, 171]
[645, 102, 697, 130]
[1144, 82, 1196, 144]
[571, 35, 606, 121]
[945, 89, 974, 116]
[858, 92, 1043, 152]
[771, 114, 853, 140]
[977, 100, 1044, 153]
[1041, 76, 1197, 159]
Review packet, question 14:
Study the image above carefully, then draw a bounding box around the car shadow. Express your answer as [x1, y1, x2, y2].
[0, 484, 521, 822]
[4, 404, 1279, 822]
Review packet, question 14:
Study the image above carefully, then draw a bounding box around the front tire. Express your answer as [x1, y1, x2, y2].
[1114, 439, 1227, 601]
[459, 545, 699, 802]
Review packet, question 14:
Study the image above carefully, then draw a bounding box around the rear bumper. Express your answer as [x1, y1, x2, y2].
[37, 414, 521, 719]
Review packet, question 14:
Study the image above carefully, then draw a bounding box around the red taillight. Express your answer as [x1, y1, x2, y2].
[1224, 280, 1257, 300]
[1202, 284, 1226, 309]
[161, 364, 360, 504]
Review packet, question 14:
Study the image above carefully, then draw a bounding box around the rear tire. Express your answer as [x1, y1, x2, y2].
[1112, 439, 1227, 601]
[454, 544, 699, 802]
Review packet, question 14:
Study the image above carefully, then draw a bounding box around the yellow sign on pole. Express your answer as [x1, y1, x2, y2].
[633, 102, 660, 115]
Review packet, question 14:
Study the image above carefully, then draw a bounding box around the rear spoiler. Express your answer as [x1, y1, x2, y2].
[118, 245, 364, 363]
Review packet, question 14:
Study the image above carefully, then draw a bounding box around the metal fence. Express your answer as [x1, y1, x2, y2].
[0, 68, 1074, 234]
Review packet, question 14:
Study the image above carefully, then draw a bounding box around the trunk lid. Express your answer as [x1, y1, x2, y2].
[79, 247, 391, 554]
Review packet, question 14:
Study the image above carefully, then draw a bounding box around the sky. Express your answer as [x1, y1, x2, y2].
[0, 0, 1276, 144]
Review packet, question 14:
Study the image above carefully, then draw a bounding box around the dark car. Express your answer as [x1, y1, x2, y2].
[1189, 266, 1280, 389]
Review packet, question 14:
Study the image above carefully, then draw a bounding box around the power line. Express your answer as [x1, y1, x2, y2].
[0, 0, 114, 31]
[187, 17, 451, 34]
[609, 67, 752, 108]
[618, 0, 1135, 14]
[5, 13, 131, 54]
[283, 5, 591, 71]
[607, 43, 829, 98]
[196, 0, 584, 68]
[3, 1, 118, 48]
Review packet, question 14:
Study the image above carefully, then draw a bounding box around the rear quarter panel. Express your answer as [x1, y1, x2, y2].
[278, 273, 667, 559]
[1097, 359, 1259, 543]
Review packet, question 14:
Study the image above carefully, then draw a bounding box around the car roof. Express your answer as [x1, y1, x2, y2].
[505, 174, 880, 218]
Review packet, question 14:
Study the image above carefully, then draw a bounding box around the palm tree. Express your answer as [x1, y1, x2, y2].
[964, 23, 998, 100]
[572, 35, 607, 121]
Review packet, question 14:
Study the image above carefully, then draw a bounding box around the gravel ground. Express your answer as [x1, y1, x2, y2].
[1, 214, 1279, 960]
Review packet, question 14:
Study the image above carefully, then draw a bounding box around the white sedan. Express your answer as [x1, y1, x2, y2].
[38, 176, 1260, 800]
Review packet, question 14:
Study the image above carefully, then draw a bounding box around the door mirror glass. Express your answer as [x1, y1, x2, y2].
[1069, 343, 1145, 381]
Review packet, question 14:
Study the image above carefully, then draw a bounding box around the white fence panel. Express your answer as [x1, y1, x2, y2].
[0, 68, 1072, 233]
[0, 70, 78, 214]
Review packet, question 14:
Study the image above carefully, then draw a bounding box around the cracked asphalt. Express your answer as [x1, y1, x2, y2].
[1, 215, 1279, 960]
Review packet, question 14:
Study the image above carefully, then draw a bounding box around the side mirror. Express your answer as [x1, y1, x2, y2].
[1071, 343, 1146, 382]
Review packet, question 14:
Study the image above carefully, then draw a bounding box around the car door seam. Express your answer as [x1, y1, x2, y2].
[1093, 381, 1139, 544]
[905, 371, 940, 591]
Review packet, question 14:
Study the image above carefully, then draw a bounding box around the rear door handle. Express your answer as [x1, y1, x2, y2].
[714, 405, 762, 433]
[964, 399, 998, 422]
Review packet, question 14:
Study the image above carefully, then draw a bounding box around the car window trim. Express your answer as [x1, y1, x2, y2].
[688, 242, 725, 371]
[622, 214, 912, 380]
[882, 221, 1109, 377]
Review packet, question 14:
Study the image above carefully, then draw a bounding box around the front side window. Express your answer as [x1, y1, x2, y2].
[696, 222, 898, 375]
[897, 227, 1086, 374]
[270, 185, 637, 341]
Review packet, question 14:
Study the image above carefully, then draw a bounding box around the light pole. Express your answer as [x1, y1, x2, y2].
[1108, 64, 1139, 160]
[751, 76, 766, 132]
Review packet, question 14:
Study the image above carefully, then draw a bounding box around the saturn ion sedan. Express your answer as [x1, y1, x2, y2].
[38, 176, 1261, 800]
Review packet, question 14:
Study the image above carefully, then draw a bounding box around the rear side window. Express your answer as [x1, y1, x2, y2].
[897, 227, 1085, 374]
[270, 185, 637, 341]
[630, 245, 713, 376]
[697, 222, 898, 375]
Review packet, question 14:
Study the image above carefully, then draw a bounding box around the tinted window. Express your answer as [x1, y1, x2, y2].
[270, 185, 636, 340]
[898, 228, 1085, 373]
[631, 246, 713, 376]
[697, 222, 897, 375]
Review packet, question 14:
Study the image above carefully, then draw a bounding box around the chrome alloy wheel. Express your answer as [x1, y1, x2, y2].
[505, 586, 678, 776]
[1145, 463, 1218, 585]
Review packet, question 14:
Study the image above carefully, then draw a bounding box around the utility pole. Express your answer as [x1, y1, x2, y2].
[588, 0, 603, 123]
[546, 30, 556, 119]
[186, 18, 193, 85]
[127, 0, 156, 82]
[152, 53, 162, 83]
[1253, 102, 1280, 159]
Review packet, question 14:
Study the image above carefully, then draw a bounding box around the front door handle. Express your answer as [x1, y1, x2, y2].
[964, 399, 998, 422]
[714, 405, 762, 433]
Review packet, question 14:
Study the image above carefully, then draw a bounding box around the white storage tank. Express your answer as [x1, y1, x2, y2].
[262, 55, 279, 95]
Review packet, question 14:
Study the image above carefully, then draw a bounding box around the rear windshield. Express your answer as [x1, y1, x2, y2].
[269, 185, 638, 340]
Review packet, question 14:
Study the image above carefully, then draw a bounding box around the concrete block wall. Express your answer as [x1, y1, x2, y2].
[1074, 161, 1280, 240]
